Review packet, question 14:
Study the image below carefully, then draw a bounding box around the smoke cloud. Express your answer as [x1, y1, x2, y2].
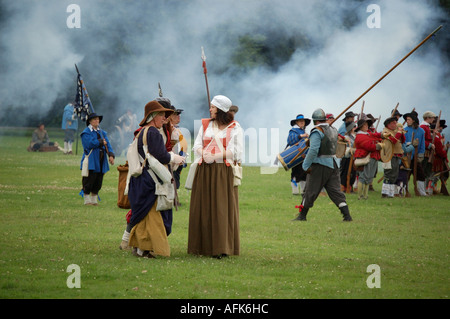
[0, 0, 448, 163]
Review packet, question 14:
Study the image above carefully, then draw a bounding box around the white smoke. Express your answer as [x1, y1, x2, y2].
[0, 0, 448, 163]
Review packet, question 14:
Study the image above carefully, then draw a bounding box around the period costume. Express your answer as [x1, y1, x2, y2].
[287, 114, 311, 195]
[188, 95, 243, 257]
[28, 125, 59, 152]
[353, 119, 382, 199]
[430, 121, 449, 193]
[294, 108, 352, 222]
[339, 121, 357, 192]
[420, 111, 436, 193]
[338, 111, 356, 136]
[380, 117, 405, 198]
[403, 111, 427, 195]
[127, 101, 177, 258]
[62, 103, 78, 154]
[80, 113, 115, 205]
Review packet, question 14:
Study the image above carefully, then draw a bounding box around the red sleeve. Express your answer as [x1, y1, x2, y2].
[355, 134, 377, 152]
[434, 134, 447, 158]
[420, 125, 432, 148]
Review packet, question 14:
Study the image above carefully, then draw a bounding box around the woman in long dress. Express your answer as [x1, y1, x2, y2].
[127, 100, 185, 258]
[188, 95, 243, 258]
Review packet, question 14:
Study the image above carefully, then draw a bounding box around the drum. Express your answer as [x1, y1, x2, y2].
[277, 139, 309, 171]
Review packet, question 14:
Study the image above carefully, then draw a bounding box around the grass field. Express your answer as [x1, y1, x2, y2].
[0, 131, 449, 300]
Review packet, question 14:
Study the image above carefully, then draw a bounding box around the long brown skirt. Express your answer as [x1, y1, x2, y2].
[129, 201, 170, 257]
[188, 162, 240, 256]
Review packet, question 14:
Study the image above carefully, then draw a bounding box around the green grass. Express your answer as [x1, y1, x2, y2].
[0, 133, 449, 299]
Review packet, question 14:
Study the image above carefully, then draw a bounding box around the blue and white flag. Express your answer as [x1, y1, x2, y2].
[74, 64, 94, 122]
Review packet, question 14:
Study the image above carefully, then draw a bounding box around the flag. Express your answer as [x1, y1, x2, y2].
[74, 64, 95, 122]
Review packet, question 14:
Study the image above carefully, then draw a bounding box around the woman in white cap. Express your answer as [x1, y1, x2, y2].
[188, 95, 243, 258]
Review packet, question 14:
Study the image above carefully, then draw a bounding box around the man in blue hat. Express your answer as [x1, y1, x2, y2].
[287, 114, 311, 195]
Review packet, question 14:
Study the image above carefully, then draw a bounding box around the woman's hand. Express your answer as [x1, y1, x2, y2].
[172, 154, 186, 165]
[203, 151, 216, 164]
[109, 156, 115, 165]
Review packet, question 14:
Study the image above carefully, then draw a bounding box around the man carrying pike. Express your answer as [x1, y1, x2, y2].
[292, 108, 352, 222]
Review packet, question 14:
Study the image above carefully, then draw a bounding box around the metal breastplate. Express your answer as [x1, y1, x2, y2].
[314, 125, 338, 156]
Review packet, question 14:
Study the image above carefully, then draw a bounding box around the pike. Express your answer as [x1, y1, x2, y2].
[359, 100, 365, 121]
[330, 25, 443, 126]
[158, 82, 163, 97]
[201, 47, 211, 109]
[375, 114, 381, 131]
[156, 82, 181, 208]
[290, 26, 443, 167]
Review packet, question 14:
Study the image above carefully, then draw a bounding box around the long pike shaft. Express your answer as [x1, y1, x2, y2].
[330, 25, 442, 126]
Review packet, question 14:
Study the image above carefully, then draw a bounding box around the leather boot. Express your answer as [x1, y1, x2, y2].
[293, 207, 308, 221]
[339, 205, 353, 221]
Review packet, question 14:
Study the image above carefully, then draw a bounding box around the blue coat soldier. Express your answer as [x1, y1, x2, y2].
[293, 108, 352, 222]
[62, 102, 78, 154]
[80, 113, 115, 205]
[287, 114, 311, 195]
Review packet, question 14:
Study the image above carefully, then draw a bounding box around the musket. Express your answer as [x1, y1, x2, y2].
[375, 115, 381, 131]
[391, 103, 399, 118]
[412, 133, 420, 196]
[405, 132, 416, 197]
[346, 155, 354, 193]
[428, 110, 442, 164]
[357, 101, 365, 121]
[432, 169, 450, 178]
[329, 25, 442, 126]
[201, 47, 211, 108]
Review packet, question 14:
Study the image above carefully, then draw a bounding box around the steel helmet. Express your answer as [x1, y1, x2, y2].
[312, 108, 326, 121]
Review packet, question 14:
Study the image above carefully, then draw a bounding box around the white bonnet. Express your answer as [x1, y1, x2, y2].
[211, 95, 232, 113]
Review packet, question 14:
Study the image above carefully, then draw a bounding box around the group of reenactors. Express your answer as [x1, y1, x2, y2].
[286, 106, 448, 221]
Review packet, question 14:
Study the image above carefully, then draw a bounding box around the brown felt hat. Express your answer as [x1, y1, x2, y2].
[139, 100, 174, 127]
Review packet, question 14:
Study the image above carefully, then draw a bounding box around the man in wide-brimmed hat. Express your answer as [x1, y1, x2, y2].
[380, 117, 405, 198]
[353, 118, 382, 199]
[80, 112, 115, 206]
[403, 110, 427, 196]
[429, 118, 449, 194]
[287, 114, 311, 195]
[366, 114, 378, 133]
[420, 111, 437, 194]
[338, 111, 356, 135]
